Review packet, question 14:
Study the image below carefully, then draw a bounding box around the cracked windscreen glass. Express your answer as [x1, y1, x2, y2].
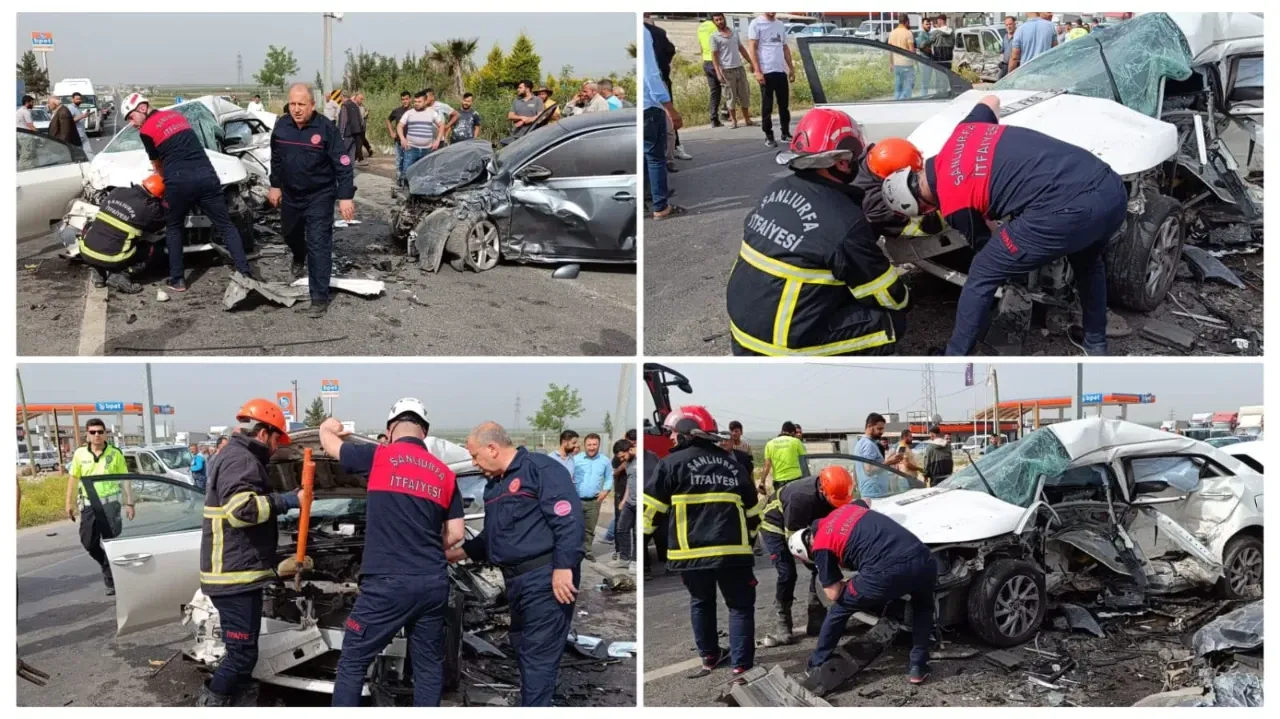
[993, 12, 1193, 117]
[103, 102, 222, 154]
[940, 427, 1071, 507]
[154, 446, 194, 470]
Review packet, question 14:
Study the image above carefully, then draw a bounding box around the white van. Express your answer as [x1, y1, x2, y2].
[123, 445, 195, 485]
[52, 78, 102, 136]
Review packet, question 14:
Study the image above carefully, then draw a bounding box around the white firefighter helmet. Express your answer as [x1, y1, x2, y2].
[387, 398, 429, 430]
[882, 167, 923, 217]
[121, 92, 150, 117]
[789, 529, 811, 563]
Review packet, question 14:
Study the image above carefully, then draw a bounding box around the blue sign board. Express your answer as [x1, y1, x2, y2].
[95, 402, 124, 412]
[154, 405, 175, 415]
[1081, 393, 1103, 404]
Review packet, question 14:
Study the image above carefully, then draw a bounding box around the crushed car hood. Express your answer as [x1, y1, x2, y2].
[88, 146, 248, 192]
[868, 486, 1027, 544]
[267, 429, 475, 496]
[404, 139, 497, 197]
[907, 90, 1178, 176]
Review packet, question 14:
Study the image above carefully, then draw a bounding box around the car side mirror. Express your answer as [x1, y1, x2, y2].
[224, 135, 245, 149]
[1133, 479, 1171, 495]
[677, 381, 693, 393]
[517, 164, 553, 182]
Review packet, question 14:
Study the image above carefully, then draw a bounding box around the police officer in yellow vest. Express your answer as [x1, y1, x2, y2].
[65, 418, 135, 596]
[78, 175, 167, 294]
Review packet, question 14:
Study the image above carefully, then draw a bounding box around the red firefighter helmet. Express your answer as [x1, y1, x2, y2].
[775, 108, 865, 170]
[662, 405, 723, 440]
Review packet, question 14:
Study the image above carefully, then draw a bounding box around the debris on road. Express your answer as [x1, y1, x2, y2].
[290, 277, 386, 298]
[223, 273, 308, 310]
[720, 665, 833, 708]
[17, 659, 49, 687]
[1133, 600, 1263, 707]
[1057, 603, 1106, 638]
[1181, 246, 1246, 289]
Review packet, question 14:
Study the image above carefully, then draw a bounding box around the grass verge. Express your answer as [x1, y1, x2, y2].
[19, 474, 69, 529]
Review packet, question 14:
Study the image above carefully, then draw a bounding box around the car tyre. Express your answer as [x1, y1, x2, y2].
[966, 558, 1046, 647]
[1105, 191, 1183, 312]
[1220, 534, 1263, 599]
[444, 216, 501, 272]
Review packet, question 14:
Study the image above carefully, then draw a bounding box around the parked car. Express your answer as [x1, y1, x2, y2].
[29, 106, 51, 133]
[952, 25, 1009, 81]
[800, 23, 838, 37]
[852, 19, 898, 43]
[845, 418, 1263, 647]
[79, 430, 497, 701]
[123, 444, 195, 485]
[392, 111, 636, 272]
[785, 23, 809, 36]
[1223, 440, 1264, 473]
[1206, 435, 1246, 448]
[16, 128, 90, 241]
[795, 12, 1263, 325]
[58, 95, 276, 258]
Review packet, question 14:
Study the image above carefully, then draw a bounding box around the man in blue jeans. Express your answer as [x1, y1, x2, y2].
[120, 92, 253, 292]
[644, 25, 685, 220]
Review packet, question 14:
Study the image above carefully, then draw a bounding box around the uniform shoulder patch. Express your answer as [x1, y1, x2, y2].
[340, 154, 351, 166]
[508, 478, 521, 493]
[311, 133, 322, 145]
[553, 500, 572, 517]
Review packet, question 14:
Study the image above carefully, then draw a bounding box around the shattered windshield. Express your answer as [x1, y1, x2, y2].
[993, 12, 1193, 118]
[155, 446, 194, 470]
[103, 102, 222, 154]
[940, 428, 1071, 508]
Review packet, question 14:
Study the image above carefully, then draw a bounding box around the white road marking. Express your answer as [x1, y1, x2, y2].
[77, 275, 107, 356]
[644, 656, 705, 683]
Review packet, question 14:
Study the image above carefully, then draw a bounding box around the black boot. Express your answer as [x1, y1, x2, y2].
[102, 566, 116, 596]
[105, 273, 142, 294]
[196, 682, 232, 707]
[761, 600, 795, 647]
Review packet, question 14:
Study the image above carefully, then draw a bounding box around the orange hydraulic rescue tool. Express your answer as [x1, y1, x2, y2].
[294, 448, 316, 591]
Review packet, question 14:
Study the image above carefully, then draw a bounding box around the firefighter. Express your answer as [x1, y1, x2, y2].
[852, 136, 944, 238]
[77, 175, 167, 294]
[197, 399, 301, 707]
[757, 466, 854, 646]
[726, 108, 911, 356]
[882, 95, 1128, 356]
[118, 92, 254, 291]
[450, 421, 584, 706]
[320, 400, 464, 707]
[790, 500, 938, 685]
[643, 406, 761, 679]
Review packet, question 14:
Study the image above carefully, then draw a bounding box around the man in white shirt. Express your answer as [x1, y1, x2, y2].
[748, 12, 795, 148]
[246, 94, 264, 113]
[16, 95, 36, 131]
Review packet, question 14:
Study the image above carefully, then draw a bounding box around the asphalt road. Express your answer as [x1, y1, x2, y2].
[643, 116, 1263, 357]
[20, 142, 635, 357]
[642, 549, 1179, 708]
[18, 501, 634, 707]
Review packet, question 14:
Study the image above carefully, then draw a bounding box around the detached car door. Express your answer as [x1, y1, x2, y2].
[81, 474, 204, 635]
[796, 36, 973, 142]
[16, 129, 89, 240]
[508, 125, 637, 262]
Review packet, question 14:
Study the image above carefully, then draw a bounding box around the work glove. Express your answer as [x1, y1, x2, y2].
[278, 489, 303, 511]
[277, 555, 313, 578]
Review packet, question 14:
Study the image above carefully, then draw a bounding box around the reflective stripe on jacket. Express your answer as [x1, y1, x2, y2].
[726, 171, 908, 356]
[78, 185, 164, 269]
[642, 438, 761, 571]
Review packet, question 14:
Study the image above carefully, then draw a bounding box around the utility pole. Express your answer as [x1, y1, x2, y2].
[990, 367, 1000, 440]
[237, 52, 244, 86]
[514, 393, 521, 433]
[323, 13, 344, 94]
[1074, 363, 1085, 420]
[614, 364, 633, 449]
[144, 363, 156, 446]
[291, 379, 299, 425]
[17, 368, 37, 476]
[921, 365, 938, 419]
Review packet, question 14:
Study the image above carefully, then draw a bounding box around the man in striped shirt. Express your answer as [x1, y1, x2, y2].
[397, 89, 445, 173]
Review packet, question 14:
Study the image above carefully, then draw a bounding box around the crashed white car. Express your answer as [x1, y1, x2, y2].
[854, 418, 1263, 647]
[59, 95, 276, 257]
[797, 12, 1263, 327]
[79, 430, 500, 701]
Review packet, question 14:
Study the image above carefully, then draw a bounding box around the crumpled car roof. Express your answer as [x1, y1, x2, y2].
[404, 139, 497, 197]
[1048, 417, 1249, 471]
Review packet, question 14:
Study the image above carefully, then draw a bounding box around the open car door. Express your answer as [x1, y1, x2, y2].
[795, 36, 973, 143]
[16, 130, 90, 241]
[799, 452, 925, 498]
[80, 473, 204, 636]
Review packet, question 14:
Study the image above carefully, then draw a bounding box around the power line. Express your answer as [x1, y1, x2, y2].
[808, 362, 970, 375]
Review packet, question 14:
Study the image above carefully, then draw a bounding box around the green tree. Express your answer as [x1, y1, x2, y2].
[314, 70, 324, 95]
[527, 384, 585, 434]
[429, 38, 479, 99]
[254, 45, 300, 91]
[603, 412, 614, 439]
[627, 42, 637, 59]
[467, 42, 507, 99]
[502, 32, 542, 88]
[304, 397, 328, 428]
[17, 51, 49, 97]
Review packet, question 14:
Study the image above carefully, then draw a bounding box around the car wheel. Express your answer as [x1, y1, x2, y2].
[1105, 191, 1183, 312]
[1220, 534, 1263, 599]
[966, 558, 1046, 647]
[445, 216, 501, 272]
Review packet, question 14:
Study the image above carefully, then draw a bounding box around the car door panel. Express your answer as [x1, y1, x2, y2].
[81, 474, 204, 636]
[796, 36, 973, 142]
[799, 452, 925, 497]
[1124, 455, 1240, 563]
[17, 132, 89, 240]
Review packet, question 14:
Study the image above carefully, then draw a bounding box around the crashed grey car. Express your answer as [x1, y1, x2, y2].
[390, 111, 637, 272]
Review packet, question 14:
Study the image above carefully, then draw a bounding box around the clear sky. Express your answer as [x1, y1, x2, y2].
[643, 362, 1263, 431]
[17, 362, 634, 434]
[16, 12, 636, 85]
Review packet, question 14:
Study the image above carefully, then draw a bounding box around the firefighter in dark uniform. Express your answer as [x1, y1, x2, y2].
[319, 400, 464, 706]
[643, 406, 762, 679]
[119, 92, 254, 292]
[726, 108, 911, 356]
[757, 466, 854, 647]
[450, 421, 584, 706]
[268, 83, 357, 319]
[198, 399, 301, 706]
[78, 175, 167, 294]
[882, 95, 1128, 356]
[791, 500, 938, 685]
